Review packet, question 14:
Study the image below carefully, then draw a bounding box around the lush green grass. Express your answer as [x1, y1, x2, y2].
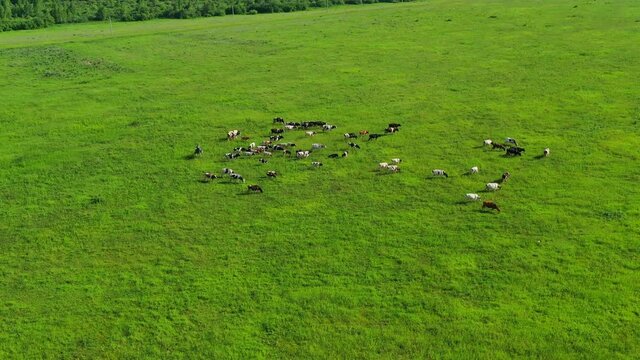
[0, 1, 639, 358]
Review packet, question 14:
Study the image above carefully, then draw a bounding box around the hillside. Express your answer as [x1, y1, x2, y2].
[0, 1, 639, 358]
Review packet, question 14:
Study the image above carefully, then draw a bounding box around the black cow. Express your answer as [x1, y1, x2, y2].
[248, 185, 263, 193]
[266, 171, 277, 177]
[388, 123, 401, 128]
[506, 147, 525, 156]
[270, 135, 284, 141]
[348, 142, 360, 149]
[271, 128, 284, 134]
[194, 145, 203, 156]
[368, 134, 384, 141]
[273, 117, 285, 124]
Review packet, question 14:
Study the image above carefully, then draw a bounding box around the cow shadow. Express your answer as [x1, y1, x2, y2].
[184, 154, 197, 160]
[533, 154, 545, 160]
[455, 200, 478, 205]
[474, 209, 499, 214]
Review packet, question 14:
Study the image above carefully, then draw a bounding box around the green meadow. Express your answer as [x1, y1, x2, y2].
[0, 1, 639, 358]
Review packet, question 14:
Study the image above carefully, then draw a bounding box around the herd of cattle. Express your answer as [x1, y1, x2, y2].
[195, 117, 550, 213]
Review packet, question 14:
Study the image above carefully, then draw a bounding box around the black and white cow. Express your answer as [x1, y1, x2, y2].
[432, 169, 448, 178]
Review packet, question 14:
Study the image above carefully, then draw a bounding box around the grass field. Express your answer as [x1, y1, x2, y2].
[1, 1, 639, 358]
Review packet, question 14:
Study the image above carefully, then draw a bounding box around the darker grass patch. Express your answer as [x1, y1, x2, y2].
[599, 210, 624, 221]
[89, 196, 104, 205]
[7, 46, 126, 80]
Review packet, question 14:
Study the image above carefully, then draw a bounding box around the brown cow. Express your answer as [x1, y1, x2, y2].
[248, 185, 263, 193]
[359, 130, 369, 136]
[482, 201, 500, 212]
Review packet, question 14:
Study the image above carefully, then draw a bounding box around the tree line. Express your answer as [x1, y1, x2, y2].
[0, 0, 407, 31]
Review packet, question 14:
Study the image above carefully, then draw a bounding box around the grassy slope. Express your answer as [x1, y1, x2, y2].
[0, 1, 639, 358]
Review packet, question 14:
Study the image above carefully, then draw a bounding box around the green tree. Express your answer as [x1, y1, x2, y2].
[0, 0, 11, 19]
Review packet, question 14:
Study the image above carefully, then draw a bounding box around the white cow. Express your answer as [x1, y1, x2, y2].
[296, 150, 310, 159]
[484, 139, 493, 146]
[544, 148, 550, 157]
[312, 161, 323, 167]
[465, 193, 481, 201]
[391, 158, 402, 164]
[311, 143, 325, 150]
[387, 165, 400, 172]
[285, 125, 296, 130]
[305, 131, 316, 137]
[486, 182, 500, 191]
[378, 162, 389, 169]
[470, 166, 479, 174]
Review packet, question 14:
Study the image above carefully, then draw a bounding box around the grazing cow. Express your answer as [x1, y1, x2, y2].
[270, 135, 284, 141]
[483, 139, 493, 146]
[359, 130, 369, 136]
[283, 149, 292, 156]
[379, 162, 389, 169]
[273, 117, 284, 124]
[227, 130, 240, 140]
[348, 142, 360, 149]
[432, 169, 448, 178]
[505, 137, 518, 146]
[322, 124, 336, 131]
[248, 184, 263, 193]
[225, 152, 240, 159]
[544, 148, 550, 157]
[506, 147, 525, 156]
[368, 134, 383, 141]
[271, 128, 284, 134]
[470, 166, 479, 174]
[388, 123, 401, 128]
[385, 127, 398, 133]
[194, 144, 203, 156]
[492, 143, 506, 150]
[244, 151, 255, 156]
[328, 154, 339, 158]
[501, 172, 511, 183]
[387, 165, 400, 172]
[305, 131, 316, 137]
[485, 182, 500, 191]
[482, 201, 500, 212]
[273, 145, 285, 151]
[312, 161, 323, 167]
[263, 151, 272, 156]
[465, 193, 481, 201]
[311, 143, 325, 150]
[296, 150, 311, 159]
[391, 158, 401, 164]
[266, 170, 277, 177]
[222, 168, 234, 175]
[204, 172, 218, 180]
[231, 173, 245, 182]
[285, 124, 296, 130]
[259, 158, 268, 164]
[344, 133, 357, 139]
[342, 151, 348, 158]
